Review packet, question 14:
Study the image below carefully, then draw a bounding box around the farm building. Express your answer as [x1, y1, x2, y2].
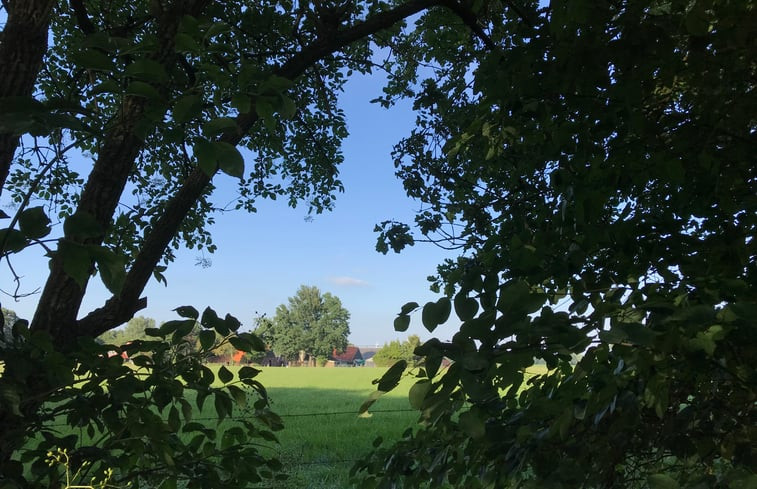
[330, 345, 364, 366]
[259, 350, 287, 366]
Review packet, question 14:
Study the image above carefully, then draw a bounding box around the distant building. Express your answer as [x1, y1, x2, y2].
[331, 345, 364, 366]
[259, 350, 286, 367]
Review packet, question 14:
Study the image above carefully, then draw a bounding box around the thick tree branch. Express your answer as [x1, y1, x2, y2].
[78, 0, 448, 336]
[439, 0, 498, 51]
[69, 0, 96, 35]
[0, 0, 56, 194]
[31, 0, 212, 341]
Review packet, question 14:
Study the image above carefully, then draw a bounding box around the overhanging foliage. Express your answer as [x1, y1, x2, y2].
[358, 1, 756, 487]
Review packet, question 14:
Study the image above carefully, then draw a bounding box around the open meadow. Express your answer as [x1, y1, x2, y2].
[217, 364, 548, 489]
[13, 363, 548, 489]
[249, 367, 418, 489]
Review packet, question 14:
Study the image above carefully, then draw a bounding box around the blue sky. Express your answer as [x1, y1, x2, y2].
[2, 70, 463, 346]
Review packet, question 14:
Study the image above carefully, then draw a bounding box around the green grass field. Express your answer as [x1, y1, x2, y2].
[240, 365, 547, 488]
[251, 367, 419, 489]
[14, 364, 548, 489]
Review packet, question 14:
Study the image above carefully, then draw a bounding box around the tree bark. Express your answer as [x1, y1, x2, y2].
[0, 0, 55, 194]
[76, 0, 445, 337]
[30, 1, 207, 342]
[2, 0, 472, 476]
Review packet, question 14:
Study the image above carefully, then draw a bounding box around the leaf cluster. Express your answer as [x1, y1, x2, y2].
[372, 334, 422, 367]
[358, 1, 756, 488]
[253, 285, 350, 362]
[0, 307, 281, 489]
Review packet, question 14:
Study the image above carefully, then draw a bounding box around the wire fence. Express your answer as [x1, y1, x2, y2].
[41, 407, 419, 471]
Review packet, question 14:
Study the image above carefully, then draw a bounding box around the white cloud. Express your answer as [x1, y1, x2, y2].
[328, 276, 370, 287]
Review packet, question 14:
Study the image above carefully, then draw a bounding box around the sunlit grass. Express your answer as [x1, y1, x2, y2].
[253, 367, 417, 489]
[23, 363, 551, 488]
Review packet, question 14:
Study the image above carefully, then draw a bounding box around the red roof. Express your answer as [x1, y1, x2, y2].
[331, 345, 362, 363]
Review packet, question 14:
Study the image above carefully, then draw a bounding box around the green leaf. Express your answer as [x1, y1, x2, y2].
[124, 59, 168, 82]
[400, 302, 419, 314]
[228, 335, 251, 353]
[454, 292, 479, 321]
[174, 32, 200, 53]
[245, 332, 267, 352]
[254, 98, 274, 123]
[238, 366, 260, 379]
[174, 319, 196, 338]
[174, 305, 199, 320]
[260, 75, 294, 94]
[461, 352, 489, 373]
[214, 392, 230, 420]
[203, 117, 238, 138]
[730, 474, 757, 489]
[201, 306, 220, 327]
[194, 138, 218, 175]
[18, 206, 51, 239]
[64, 211, 103, 238]
[421, 297, 451, 333]
[227, 385, 247, 407]
[198, 330, 216, 350]
[91, 246, 127, 294]
[172, 94, 203, 123]
[57, 240, 92, 287]
[376, 360, 407, 392]
[167, 406, 180, 432]
[408, 380, 431, 410]
[158, 477, 177, 489]
[394, 315, 410, 332]
[205, 21, 231, 38]
[158, 320, 182, 336]
[458, 409, 486, 439]
[72, 49, 114, 71]
[0, 228, 27, 254]
[202, 307, 229, 335]
[218, 365, 233, 384]
[647, 474, 680, 489]
[424, 354, 442, 379]
[0, 385, 21, 416]
[214, 142, 245, 178]
[231, 93, 252, 112]
[497, 280, 534, 314]
[685, 6, 711, 36]
[279, 95, 297, 119]
[125, 81, 162, 100]
[359, 390, 384, 416]
[180, 398, 193, 422]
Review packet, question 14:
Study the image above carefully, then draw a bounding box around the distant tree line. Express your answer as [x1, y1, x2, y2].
[372, 335, 421, 367]
[90, 285, 351, 366]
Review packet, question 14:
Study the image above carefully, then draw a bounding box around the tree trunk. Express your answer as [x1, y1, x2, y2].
[1, 0, 468, 478]
[0, 0, 55, 193]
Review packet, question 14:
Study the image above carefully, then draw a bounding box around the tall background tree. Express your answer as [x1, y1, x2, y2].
[358, 1, 756, 488]
[97, 315, 156, 345]
[0, 1, 494, 486]
[372, 334, 420, 367]
[255, 285, 350, 364]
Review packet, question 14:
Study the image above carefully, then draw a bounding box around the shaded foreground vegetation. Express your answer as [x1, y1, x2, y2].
[13, 364, 547, 489]
[1, 0, 754, 487]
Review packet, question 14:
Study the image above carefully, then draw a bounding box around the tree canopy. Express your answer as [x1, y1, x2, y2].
[1, 0, 754, 487]
[255, 285, 350, 362]
[0, 1, 489, 486]
[372, 334, 420, 367]
[358, 1, 756, 488]
[97, 315, 156, 345]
